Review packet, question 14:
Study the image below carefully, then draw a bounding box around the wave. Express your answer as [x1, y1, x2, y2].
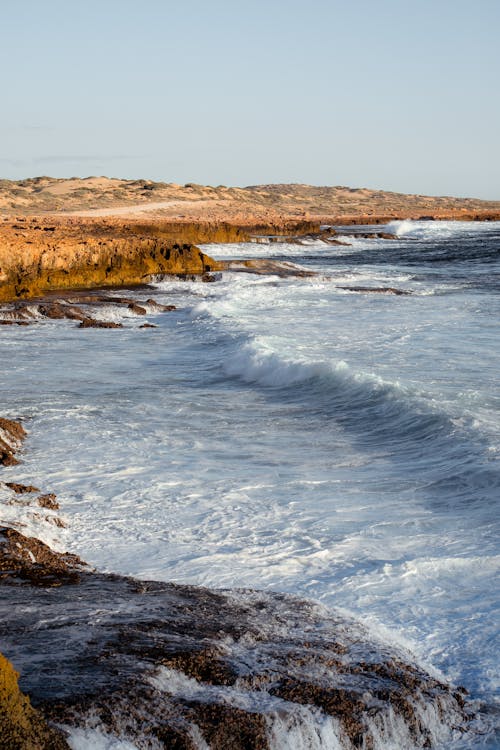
[220, 337, 500, 512]
[386, 219, 500, 240]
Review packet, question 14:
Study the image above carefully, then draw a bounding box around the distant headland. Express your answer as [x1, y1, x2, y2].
[1, 177, 499, 304]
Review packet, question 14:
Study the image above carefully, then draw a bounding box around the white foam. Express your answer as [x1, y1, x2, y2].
[386, 219, 500, 240]
[66, 727, 142, 750]
[1, 224, 499, 748]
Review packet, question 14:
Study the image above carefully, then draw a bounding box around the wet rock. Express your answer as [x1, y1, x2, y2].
[37, 493, 59, 510]
[145, 298, 176, 311]
[0, 320, 31, 326]
[0, 535, 469, 749]
[335, 231, 398, 240]
[37, 303, 87, 321]
[337, 286, 411, 295]
[5, 483, 40, 495]
[0, 652, 70, 750]
[185, 703, 268, 749]
[78, 318, 123, 329]
[201, 272, 222, 282]
[127, 302, 147, 315]
[0, 418, 26, 467]
[221, 259, 316, 278]
[0, 527, 84, 586]
[270, 679, 367, 746]
[161, 647, 238, 686]
[139, 323, 158, 328]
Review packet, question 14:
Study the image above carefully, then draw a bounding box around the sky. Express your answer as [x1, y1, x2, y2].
[1, 0, 499, 198]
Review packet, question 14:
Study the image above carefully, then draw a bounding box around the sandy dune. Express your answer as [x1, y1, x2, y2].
[1, 176, 499, 223]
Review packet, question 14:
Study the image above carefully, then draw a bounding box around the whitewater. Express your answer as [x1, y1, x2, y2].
[1, 219, 499, 748]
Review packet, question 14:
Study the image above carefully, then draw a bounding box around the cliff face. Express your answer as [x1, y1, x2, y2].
[0, 218, 226, 303]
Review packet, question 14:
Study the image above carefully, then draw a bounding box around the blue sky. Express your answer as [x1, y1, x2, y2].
[1, 0, 499, 198]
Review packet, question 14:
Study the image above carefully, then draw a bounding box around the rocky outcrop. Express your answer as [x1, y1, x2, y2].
[0, 652, 69, 749]
[220, 258, 316, 277]
[0, 527, 84, 586]
[78, 318, 123, 329]
[0, 418, 26, 467]
[0, 218, 223, 303]
[337, 286, 412, 295]
[0, 528, 470, 749]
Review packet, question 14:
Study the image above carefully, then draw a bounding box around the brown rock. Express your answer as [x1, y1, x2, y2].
[161, 647, 238, 686]
[37, 303, 87, 321]
[78, 318, 123, 329]
[0, 418, 26, 467]
[127, 303, 147, 315]
[37, 494, 59, 510]
[186, 703, 269, 750]
[145, 299, 176, 311]
[0, 652, 70, 749]
[5, 483, 40, 494]
[0, 527, 83, 586]
[201, 272, 222, 282]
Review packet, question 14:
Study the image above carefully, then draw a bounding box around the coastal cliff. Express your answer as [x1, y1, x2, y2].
[0, 218, 228, 303]
[0, 216, 325, 303]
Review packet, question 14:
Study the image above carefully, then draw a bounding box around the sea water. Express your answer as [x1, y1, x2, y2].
[0, 220, 499, 748]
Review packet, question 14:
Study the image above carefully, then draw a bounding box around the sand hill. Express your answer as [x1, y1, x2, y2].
[1, 177, 499, 224]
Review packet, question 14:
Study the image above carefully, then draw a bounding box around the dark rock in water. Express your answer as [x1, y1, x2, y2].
[0, 530, 469, 749]
[0, 527, 84, 586]
[222, 259, 316, 278]
[336, 232, 398, 240]
[0, 319, 31, 326]
[139, 323, 158, 329]
[201, 272, 222, 282]
[5, 482, 40, 495]
[376, 232, 398, 240]
[37, 302, 87, 321]
[37, 493, 59, 510]
[0, 418, 26, 466]
[128, 302, 147, 315]
[78, 318, 123, 329]
[337, 286, 411, 296]
[146, 298, 176, 311]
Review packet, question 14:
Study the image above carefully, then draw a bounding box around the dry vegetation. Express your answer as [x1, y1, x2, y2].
[1, 176, 499, 224]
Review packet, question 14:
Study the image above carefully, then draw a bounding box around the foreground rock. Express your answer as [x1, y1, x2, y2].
[0, 530, 469, 750]
[0, 652, 69, 750]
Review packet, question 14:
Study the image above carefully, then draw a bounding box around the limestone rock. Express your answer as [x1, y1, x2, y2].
[0, 652, 69, 749]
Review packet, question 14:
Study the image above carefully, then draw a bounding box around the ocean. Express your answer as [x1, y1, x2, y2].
[1, 219, 499, 748]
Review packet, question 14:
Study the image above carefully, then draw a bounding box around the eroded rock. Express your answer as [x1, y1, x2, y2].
[78, 318, 123, 329]
[0, 533, 469, 749]
[5, 483, 40, 495]
[337, 286, 411, 295]
[0, 652, 69, 750]
[0, 527, 84, 586]
[0, 418, 26, 466]
[37, 493, 59, 510]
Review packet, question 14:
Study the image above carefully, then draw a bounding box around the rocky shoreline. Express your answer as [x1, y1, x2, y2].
[1, 203, 496, 747]
[0, 417, 476, 748]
